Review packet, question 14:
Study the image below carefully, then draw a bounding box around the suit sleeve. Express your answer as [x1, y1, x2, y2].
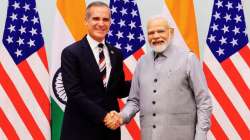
[187, 53, 213, 140]
[115, 50, 131, 98]
[61, 48, 107, 124]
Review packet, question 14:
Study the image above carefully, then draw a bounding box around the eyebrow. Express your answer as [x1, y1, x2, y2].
[92, 17, 110, 20]
[148, 29, 166, 35]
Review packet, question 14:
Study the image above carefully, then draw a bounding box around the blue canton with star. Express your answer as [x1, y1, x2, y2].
[2, 0, 44, 64]
[106, 0, 145, 59]
[206, 0, 248, 62]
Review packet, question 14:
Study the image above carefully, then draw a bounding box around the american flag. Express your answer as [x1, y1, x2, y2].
[106, 0, 145, 59]
[1, 0, 50, 139]
[106, 0, 146, 139]
[205, 0, 250, 139]
[206, 0, 248, 62]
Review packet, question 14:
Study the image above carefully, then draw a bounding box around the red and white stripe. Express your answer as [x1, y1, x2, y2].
[124, 46, 147, 74]
[204, 44, 250, 139]
[0, 128, 8, 140]
[0, 45, 50, 139]
[119, 46, 147, 140]
[0, 86, 32, 140]
[209, 90, 240, 139]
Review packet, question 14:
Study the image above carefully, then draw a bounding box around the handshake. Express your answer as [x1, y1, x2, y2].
[103, 111, 123, 130]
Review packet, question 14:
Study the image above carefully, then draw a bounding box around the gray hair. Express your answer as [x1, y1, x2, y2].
[86, 1, 110, 19]
[147, 15, 173, 29]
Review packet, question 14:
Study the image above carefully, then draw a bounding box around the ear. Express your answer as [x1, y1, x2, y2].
[84, 18, 89, 26]
[169, 28, 174, 36]
[170, 28, 174, 34]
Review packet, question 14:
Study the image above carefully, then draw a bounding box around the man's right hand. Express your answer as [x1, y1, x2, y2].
[103, 111, 123, 130]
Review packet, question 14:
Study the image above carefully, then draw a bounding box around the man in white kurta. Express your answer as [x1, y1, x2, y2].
[105, 16, 213, 140]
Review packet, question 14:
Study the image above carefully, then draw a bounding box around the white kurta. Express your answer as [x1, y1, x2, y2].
[120, 45, 212, 140]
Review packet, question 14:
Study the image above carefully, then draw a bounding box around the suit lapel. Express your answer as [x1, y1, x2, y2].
[81, 37, 103, 86]
[106, 45, 116, 89]
[81, 37, 118, 89]
[107, 45, 116, 69]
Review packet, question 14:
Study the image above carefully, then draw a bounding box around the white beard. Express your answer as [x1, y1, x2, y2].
[151, 42, 169, 53]
[150, 38, 172, 53]
[150, 34, 172, 53]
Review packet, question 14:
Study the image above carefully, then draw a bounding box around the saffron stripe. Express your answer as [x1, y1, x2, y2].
[57, 0, 88, 40]
[164, 0, 200, 57]
[37, 46, 49, 71]
[118, 100, 141, 140]
[18, 61, 50, 121]
[221, 59, 250, 109]
[0, 109, 19, 140]
[203, 64, 250, 139]
[210, 115, 228, 139]
[0, 64, 45, 139]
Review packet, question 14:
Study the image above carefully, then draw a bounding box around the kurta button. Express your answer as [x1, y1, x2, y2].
[152, 101, 156, 104]
[153, 125, 156, 128]
[154, 79, 157, 82]
[153, 113, 156, 116]
[153, 90, 156, 93]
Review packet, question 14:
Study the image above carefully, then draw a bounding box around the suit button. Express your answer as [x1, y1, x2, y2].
[153, 113, 156, 116]
[152, 101, 156, 104]
[153, 90, 156, 93]
[153, 125, 156, 128]
[154, 79, 157, 82]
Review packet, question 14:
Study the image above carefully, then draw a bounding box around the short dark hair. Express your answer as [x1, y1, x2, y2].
[86, 1, 110, 19]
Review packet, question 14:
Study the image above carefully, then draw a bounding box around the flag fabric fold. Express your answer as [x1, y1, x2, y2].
[1, 0, 50, 139]
[205, 0, 250, 139]
[50, 0, 87, 139]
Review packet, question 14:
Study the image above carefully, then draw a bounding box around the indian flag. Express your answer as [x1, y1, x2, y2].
[50, 0, 88, 140]
[50, 0, 250, 140]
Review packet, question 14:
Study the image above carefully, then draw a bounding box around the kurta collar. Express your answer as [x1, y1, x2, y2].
[152, 45, 173, 60]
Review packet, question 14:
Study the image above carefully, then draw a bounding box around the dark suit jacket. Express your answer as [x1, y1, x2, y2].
[60, 36, 130, 140]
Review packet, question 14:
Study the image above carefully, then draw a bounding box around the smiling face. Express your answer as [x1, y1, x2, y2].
[147, 18, 173, 52]
[86, 5, 111, 42]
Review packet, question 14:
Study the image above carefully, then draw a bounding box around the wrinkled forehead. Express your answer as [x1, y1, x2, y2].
[86, 5, 111, 19]
[147, 19, 170, 30]
[147, 17, 171, 30]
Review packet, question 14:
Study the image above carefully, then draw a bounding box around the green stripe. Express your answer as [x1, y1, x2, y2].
[51, 98, 64, 140]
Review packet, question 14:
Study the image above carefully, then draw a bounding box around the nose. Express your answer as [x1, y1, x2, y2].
[98, 20, 105, 26]
[152, 32, 160, 39]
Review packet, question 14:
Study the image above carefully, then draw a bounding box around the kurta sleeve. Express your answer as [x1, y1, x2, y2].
[187, 52, 213, 140]
[119, 58, 142, 124]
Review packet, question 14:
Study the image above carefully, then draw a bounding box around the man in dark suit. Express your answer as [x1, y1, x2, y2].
[60, 1, 130, 140]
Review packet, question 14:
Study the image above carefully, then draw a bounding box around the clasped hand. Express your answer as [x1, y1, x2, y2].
[103, 111, 123, 130]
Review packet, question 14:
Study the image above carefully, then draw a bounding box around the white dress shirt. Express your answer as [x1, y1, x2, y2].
[87, 35, 111, 85]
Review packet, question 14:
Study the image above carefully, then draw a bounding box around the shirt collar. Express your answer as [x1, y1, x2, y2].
[87, 35, 105, 50]
[152, 48, 169, 60]
[152, 44, 176, 60]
